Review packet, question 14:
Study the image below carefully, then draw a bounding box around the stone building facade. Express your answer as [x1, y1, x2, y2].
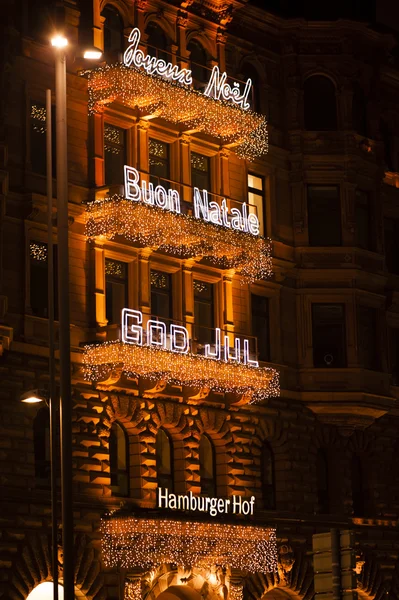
[0, 0, 399, 599]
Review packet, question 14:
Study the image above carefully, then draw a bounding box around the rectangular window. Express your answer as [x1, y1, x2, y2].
[251, 294, 270, 362]
[312, 304, 346, 368]
[248, 174, 265, 236]
[151, 270, 172, 321]
[357, 306, 379, 370]
[191, 152, 210, 190]
[194, 280, 215, 344]
[105, 259, 128, 325]
[308, 185, 341, 246]
[384, 218, 399, 274]
[389, 328, 399, 385]
[30, 101, 56, 177]
[29, 241, 58, 319]
[104, 124, 126, 186]
[355, 190, 373, 250]
[149, 139, 170, 188]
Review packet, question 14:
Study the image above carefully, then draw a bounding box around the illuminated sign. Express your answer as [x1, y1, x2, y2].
[122, 308, 259, 367]
[123, 28, 252, 110]
[124, 165, 260, 236]
[158, 488, 256, 516]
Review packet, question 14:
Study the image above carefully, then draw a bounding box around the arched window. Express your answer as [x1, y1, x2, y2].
[316, 448, 329, 514]
[109, 422, 129, 496]
[304, 75, 337, 131]
[146, 22, 168, 62]
[261, 441, 275, 509]
[102, 5, 124, 55]
[241, 63, 261, 112]
[33, 407, 50, 479]
[187, 39, 208, 89]
[352, 83, 368, 137]
[156, 428, 174, 491]
[199, 434, 216, 496]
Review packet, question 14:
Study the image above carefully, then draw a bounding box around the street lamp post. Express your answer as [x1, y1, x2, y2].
[52, 35, 74, 600]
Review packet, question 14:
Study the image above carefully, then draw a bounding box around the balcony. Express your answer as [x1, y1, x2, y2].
[83, 318, 279, 404]
[85, 176, 273, 284]
[101, 514, 277, 572]
[84, 62, 268, 161]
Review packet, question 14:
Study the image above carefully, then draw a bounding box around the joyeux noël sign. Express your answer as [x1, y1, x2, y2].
[123, 28, 253, 111]
[124, 166, 261, 237]
[158, 488, 256, 517]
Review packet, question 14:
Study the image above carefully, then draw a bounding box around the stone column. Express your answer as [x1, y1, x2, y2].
[94, 244, 107, 328]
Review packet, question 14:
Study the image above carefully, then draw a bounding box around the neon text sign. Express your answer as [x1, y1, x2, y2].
[123, 28, 252, 110]
[158, 488, 256, 516]
[124, 165, 260, 236]
[122, 308, 259, 367]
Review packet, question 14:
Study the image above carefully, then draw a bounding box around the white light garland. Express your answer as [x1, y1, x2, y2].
[83, 63, 268, 161]
[85, 198, 273, 284]
[83, 341, 280, 402]
[101, 516, 278, 573]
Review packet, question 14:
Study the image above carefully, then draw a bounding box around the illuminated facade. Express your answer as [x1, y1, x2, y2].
[1, 1, 399, 599]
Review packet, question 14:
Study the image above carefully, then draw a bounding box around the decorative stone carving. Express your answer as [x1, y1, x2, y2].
[277, 544, 295, 586]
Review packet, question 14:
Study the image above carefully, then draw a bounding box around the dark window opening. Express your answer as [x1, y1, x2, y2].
[105, 258, 127, 325]
[102, 5, 124, 55]
[199, 434, 216, 496]
[384, 218, 399, 275]
[194, 280, 215, 344]
[261, 441, 275, 510]
[304, 75, 337, 131]
[312, 304, 347, 368]
[308, 185, 341, 246]
[352, 83, 368, 137]
[151, 270, 172, 321]
[146, 22, 169, 62]
[30, 101, 56, 177]
[156, 428, 174, 491]
[380, 119, 394, 172]
[104, 124, 126, 186]
[357, 305, 380, 371]
[109, 422, 129, 496]
[187, 40, 208, 89]
[191, 152, 210, 190]
[241, 63, 261, 112]
[316, 448, 329, 514]
[29, 241, 58, 320]
[251, 294, 270, 362]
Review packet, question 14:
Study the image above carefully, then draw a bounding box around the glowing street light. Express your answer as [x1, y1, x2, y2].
[83, 48, 103, 60]
[51, 35, 68, 49]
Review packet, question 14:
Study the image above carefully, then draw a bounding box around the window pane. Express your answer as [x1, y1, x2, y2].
[357, 306, 379, 370]
[304, 76, 337, 131]
[109, 422, 128, 496]
[199, 435, 216, 496]
[30, 241, 58, 319]
[105, 259, 127, 325]
[149, 139, 170, 187]
[355, 190, 372, 250]
[151, 270, 172, 320]
[248, 173, 265, 236]
[191, 152, 210, 190]
[102, 6, 124, 54]
[308, 185, 341, 246]
[194, 280, 214, 343]
[156, 429, 173, 491]
[30, 102, 56, 177]
[188, 40, 208, 89]
[251, 294, 270, 362]
[104, 124, 126, 185]
[312, 304, 346, 368]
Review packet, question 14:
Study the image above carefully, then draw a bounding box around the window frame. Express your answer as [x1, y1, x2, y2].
[307, 184, 342, 247]
[199, 434, 217, 497]
[156, 427, 174, 492]
[103, 121, 128, 187]
[109, 421, 129, 497]
[311, 302, 347, 368]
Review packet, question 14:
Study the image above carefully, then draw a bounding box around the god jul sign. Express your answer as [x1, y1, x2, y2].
[124, 166, 260, 236]
[123, 28, 253, 110]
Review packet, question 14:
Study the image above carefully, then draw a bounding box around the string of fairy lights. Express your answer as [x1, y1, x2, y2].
[83, 341, 280, 401]
[101, 516, 278, 573]
[85, 199, 273, 284]
[83, 63, 268, 161]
